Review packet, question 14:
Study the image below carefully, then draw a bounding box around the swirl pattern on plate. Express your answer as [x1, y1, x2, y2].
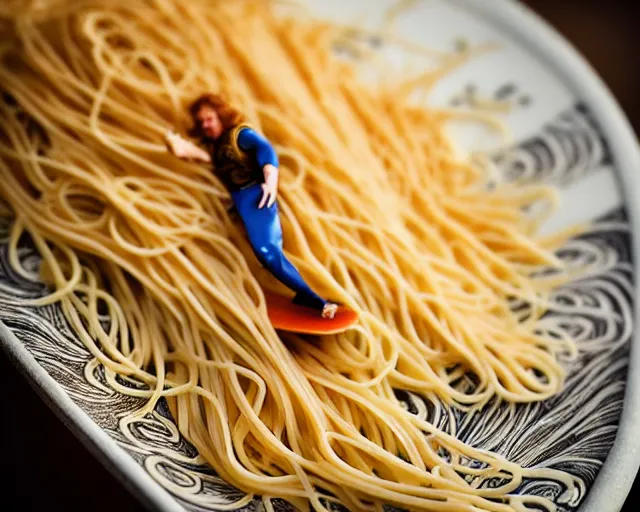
[493, 103, 613, 186]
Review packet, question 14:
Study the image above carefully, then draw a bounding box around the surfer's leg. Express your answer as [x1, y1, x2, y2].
[231, 185, 335, 315]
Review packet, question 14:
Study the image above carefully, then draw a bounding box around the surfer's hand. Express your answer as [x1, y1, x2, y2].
[165, 130, 211, 162]
[259, 164, 279, 208]
[165, 130, 187, 157]
[259, 182, 277, 209]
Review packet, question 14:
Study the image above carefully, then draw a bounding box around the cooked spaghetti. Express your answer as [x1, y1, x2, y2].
[0, 0, 583, 510]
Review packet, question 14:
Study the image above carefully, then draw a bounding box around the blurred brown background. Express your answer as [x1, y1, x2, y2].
[0, 1, 638, 511]
[524, 0, 640, 134]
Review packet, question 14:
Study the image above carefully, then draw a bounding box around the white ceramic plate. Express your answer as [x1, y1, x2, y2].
[1, 1, 639, 511]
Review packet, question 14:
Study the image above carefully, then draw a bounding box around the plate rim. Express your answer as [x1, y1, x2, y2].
[1, 1, 639, 511]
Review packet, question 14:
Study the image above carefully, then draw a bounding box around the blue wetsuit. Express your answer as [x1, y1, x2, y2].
[212, 124, 327, 311]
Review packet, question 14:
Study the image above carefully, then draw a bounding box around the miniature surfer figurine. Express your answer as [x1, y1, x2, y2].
[166, 93, 339, 320]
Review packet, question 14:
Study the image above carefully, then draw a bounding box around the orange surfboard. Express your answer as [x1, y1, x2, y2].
[264, 291, 358, 335]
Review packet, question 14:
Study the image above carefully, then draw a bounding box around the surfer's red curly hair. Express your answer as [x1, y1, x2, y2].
[188, 93, 245, 137]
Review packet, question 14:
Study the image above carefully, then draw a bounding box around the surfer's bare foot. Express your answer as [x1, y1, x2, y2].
[322, 302, 338, 319]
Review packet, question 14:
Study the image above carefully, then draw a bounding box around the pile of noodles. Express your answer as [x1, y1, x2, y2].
[0, 1, 582, 510]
